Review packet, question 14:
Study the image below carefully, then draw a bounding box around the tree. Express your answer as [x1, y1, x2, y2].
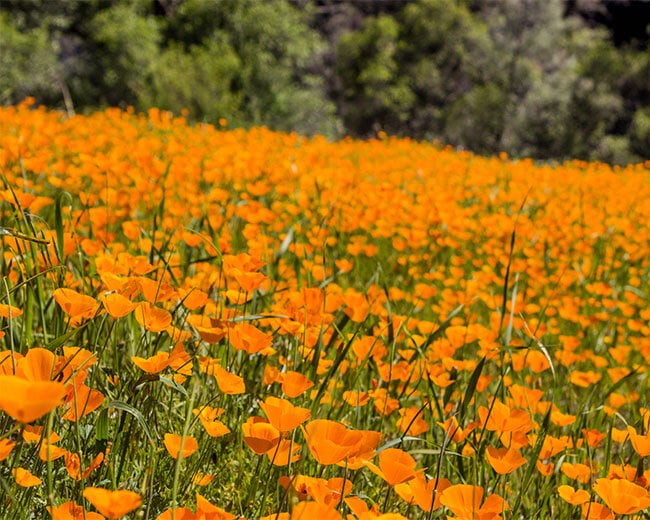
[0, 13, 60, 105]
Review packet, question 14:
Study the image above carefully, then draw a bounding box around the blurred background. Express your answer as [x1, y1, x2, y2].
[1, 0, 648, 164]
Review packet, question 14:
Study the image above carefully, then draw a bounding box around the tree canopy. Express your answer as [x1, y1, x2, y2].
[0, 0, 648, 163]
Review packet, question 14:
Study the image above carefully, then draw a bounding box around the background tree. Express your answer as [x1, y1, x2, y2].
[0, 0, 647, 162]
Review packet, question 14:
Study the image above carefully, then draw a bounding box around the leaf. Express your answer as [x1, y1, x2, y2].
[107, 401, 154, 444]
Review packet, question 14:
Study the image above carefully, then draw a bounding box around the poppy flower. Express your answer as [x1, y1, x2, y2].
[164, 433, 198, 459]
[65, 451, 104, 480]
[592, 477, 650, 515]
[229, 323, 273, 355]
[280, 371, 314, 398]
[266, 438, 302, 466]
[187, 315, 227, 344]
[395, 474, 451, 512]
[38, 441, 67, 461]
[439, 484, 508, 520]
[101, 292, 136, 318]
[136, 276, 177, 303]
[180, 288, 209, 310]
[627, 425, 650, 457]
[231, 269, 268, 292]
[195, 493, 237, 519]
[193, 406, 230, 438]
[0, 438, 15, 461]
[557, 485, 590, 505]
[53, 288, 99, 323]
[211, 365, 246, 395]
[259, 396, 311, 432]
[0, 375, 67, 423]
[242, 417, 281, 454]
[62, 383, 104, 421]
[485, 446, 527, 474]
[15, 347, 58, 381]
[13, 467, 41, 487]
[303, 420, 364, 465]
[561, 462, 593, 484]
[290, 501, 342, 520]
[47, 501, 104, 520]
[0, 303, 22, 318]
[131, 351, 170, 374]
[581, 501, 615, 520]
[478, 400, 533, 435]
[134, 302, 172, 332]
[83, 487, 142, 519]
[61, 347, 98, 371]
[396, 407, 429, 436]
[337, 429, 382, 470]
[193, 472, 215, 486]
[366, 448, 418, 486]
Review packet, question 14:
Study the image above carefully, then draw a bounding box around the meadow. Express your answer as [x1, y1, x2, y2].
[0, 99, 649, 519]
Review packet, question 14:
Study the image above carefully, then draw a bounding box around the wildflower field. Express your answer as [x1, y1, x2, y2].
[1, 100, 650, 519]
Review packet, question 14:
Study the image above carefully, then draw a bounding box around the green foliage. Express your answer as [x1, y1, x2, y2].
[336, 15, 414, 136]
[87, 4, 161, 107]
[141, 38, 242, 124]
[0, 13, 60, 105]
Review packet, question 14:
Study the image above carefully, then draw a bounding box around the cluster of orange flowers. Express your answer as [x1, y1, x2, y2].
[0, 100, 649, 518]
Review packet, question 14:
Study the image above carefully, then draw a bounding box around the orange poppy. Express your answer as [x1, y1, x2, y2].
[131, 351, 170, 373]
[581, 501, 615, 520]
[266, 438, 302, 466]
[211, 365, 246, 395]
[13, 467, 41, 487]
[290, 501, 342, 520]
[164, 433, 198, 459]
[0, 303, 23, 318]
[485, 446, 527, 474]
[0, 375, 67, 423]
[335, 428, 381, 470]
[229, 323, 273, 355]
[627, 425, 650, 457]
[188, 315, 227, 344]
[592, 478, 650, 515]
[478, 400, 533, 435]
[395, 474, 451, 512]
[38, 441, 67, 461]
[65, 451, 104, 480]
[366, 447, 418, 486]
[396, 406, 429, 436]
[47, 501, 104, 520]
[561, 462, 593, 484]
[83, 487, 142, 519]
[303, 420, 364, 465]
[0, 438, 15, 461]
[101, 292, 136, 318]
[557, 485, 590, 505]
[15, 347, 58, 381]
[180, 288, 209, 310]
[155, 507, 196, 520]
[280, 371, 314, 398]
[134, 302, 172, 332]
[136, 276, 177, 303]
[195, 493, 237, 519]
[62, 383, 104, 421]
[61, 347, 98, 371]
[242, 417, 281, 454]
[193, 472, 215, 486]
[259, 396, 311, 432]
[439, 484, 508, 520]
[53, 288, 99, 322]
[193, 406, 230, 438]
